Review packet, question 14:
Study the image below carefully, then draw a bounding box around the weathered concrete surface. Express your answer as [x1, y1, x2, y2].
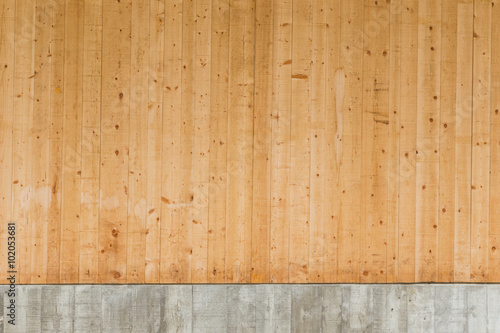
[1, 284, 499, 332]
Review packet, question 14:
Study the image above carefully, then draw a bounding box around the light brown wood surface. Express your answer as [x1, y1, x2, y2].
[0, 0, 499, 283]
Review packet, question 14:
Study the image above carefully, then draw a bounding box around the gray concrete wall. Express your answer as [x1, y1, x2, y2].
[1, 284, 499, 332]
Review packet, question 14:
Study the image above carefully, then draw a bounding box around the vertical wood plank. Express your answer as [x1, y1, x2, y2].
[387, 0, 401, 283]
[98, 0, 131, 283]
[361, 0, 390, 283]
[289, 0, 311, 283]
[207, 0, 229, 283]
[269, 0, 292, 283]
[31, 0, 52, 284]
[323, 0, 341, 283]
[61, 0, 84, 283]
[398, 0, 418, 283]
[191, 0, 211, 283]
[252, 0, 273, 283]
[80, 0, 102, 284]
[415, 0, 441, 281]
[146, 0, 164, 284]
[226, 0, 255, 283]
[127, 0, 149, 283]
[454, 0, 473, 282]
[471, 0, 491, 283]
[47, 0, 65, 284]
[438, 0, 458, 282]
[178, 0, 195, 283]
[0, 0, 16, 283]
[489, 0, 500, 282]
[13, 0, 35, 284]
[308, 0, 326, 283]
[337, 0, 364, 283]
[161, 0, 183, 283]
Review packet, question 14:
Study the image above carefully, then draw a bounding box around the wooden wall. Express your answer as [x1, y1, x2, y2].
[0, 0, 499, 284]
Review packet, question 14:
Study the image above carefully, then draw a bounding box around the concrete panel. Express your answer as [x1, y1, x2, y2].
[467, 286, 488, 332]
[434, 284, 467, 332]
[488, 285, 500, 332]
[0, 284, 498, 332]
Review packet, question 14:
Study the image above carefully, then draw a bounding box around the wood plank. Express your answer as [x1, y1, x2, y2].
[323, 0, 341, 283]
[337, 0, 363, 283]
[226, 0, 255, 283]
[398, 0, 418, 283]
[31, 0, 52, 284]
[0, 0, 15, 283]
[289, 0, 311, 283]
[80, 0, 102, 284]
[47, 0, 66, 283]
[489, 0, 500, 282]
[13, 0, 35, 284]
[269, 0, 292, 283]
[415, 0, 441, 281]
[98, 0, 131, 283]
[438, 0, 458, 282]
[207, 0, 229, 283]
[127, 0, 149, 283]
[191, 0, 211, 283]
[251, 0, 273, 284]
[146, 0, 164, 284]
[308, 0, 326, 283]
[361, 0, 390, 283]
[471, 0, 491, 283]
[60, 0, 84, 283]
[387, 0, 401, 283]
[454, 0, 473, 282]
[177, 0, 195, 283]
[161, 0, 183, 283]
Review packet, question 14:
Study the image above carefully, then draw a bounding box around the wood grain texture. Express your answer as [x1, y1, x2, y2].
[289, 0, 311, 283]
[1, 0, 500, 283]
[0, 0, 15, 283]
[455, 0, 473, 282]
[127, 0, 148, 284]
[81, 0, 102, 284]
[415, 0, 441, 282]
[98, 0, 130, 283]
[398, 0, 418, 283]
[490, 0, 500, 282]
